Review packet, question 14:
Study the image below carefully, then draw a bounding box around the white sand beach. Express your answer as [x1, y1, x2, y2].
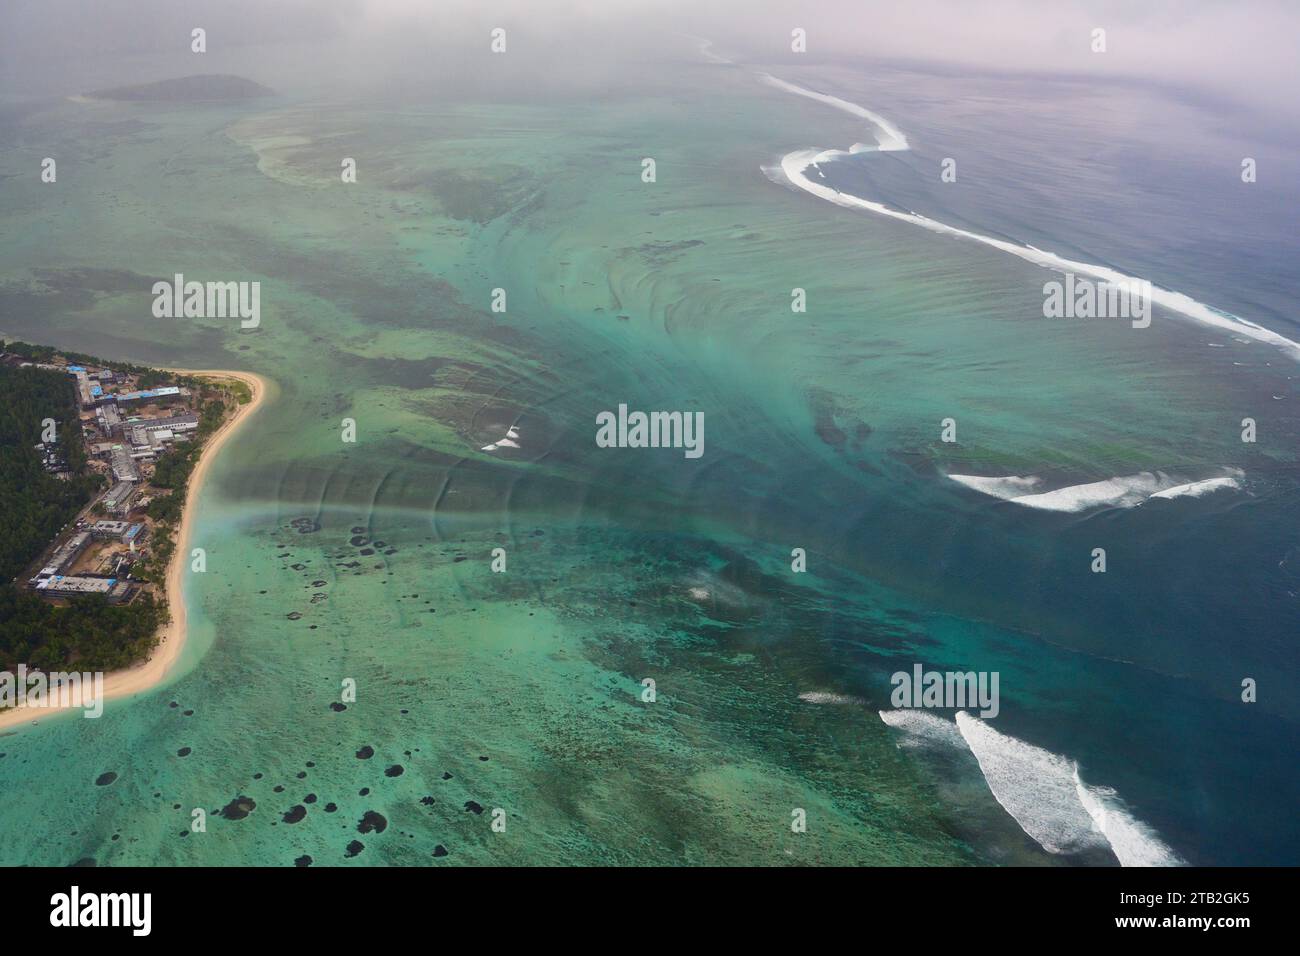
[0, 369, 271, 732]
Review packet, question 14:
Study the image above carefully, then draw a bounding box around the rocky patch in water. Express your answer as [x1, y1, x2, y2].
[220, 796, 256, 821]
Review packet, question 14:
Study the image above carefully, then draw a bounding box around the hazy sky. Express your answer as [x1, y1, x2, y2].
[3, 0, 1297, 121]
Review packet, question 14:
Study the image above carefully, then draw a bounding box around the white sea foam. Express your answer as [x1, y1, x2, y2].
[761, 75, 1300, 360]
[759, 73, 909, 152]
[1074, 769, 1185, 867]
[760, 164, 785, 183]
[946, 474, 1043, 498]
[689, 35, 733, 65]
[947, 469, 1243, 511]
[1009, 472, 1170, 511]
[1148, 468, 1243, 500]
[955, 711, 1108, 855]
[878, 709, 966, 749]
[800, 691, 865, 705]
[480, 426, 521, 452]
[881, 711, 1182, 865]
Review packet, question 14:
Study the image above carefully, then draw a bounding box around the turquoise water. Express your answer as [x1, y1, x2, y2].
[0, 50, 1296, 865]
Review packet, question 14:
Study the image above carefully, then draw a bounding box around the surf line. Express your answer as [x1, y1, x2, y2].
[754, 70, 1300, 360]
[879, 709, 1185, 866]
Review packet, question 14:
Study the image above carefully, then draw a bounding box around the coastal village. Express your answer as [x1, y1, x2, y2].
[2, 348, 213, 608]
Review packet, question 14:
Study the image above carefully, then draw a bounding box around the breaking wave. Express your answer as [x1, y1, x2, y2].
[877, 710, 1184, 865]
[947, 468, 1243, 511]
[955, 711, 1108, 855]
[1074, 769, 1186, 867]
[755, 70, 1300, 359]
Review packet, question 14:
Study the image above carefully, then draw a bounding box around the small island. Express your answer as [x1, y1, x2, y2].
[84, 74, 273, 102]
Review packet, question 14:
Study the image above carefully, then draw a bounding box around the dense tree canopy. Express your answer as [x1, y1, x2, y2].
[0, 347, 184, 672]
[0, 587, 163, 671]
[0, 363, 103, 582]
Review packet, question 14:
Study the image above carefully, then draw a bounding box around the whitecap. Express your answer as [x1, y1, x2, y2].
[947, 469, 1243, 511]
[946, 474, 1042, 500]
[759, 73, 909, 152]
[799, 691, 864, 705]
[878, 709, 966, 749]
[1148, 469, 1243, 500]
[955, 711, 1108, 855]
[955, 712, 1184, 865]
[480, 425, 521, 453]
[1008, 472, 1170, 511]
[1074, 770, 1184, 867]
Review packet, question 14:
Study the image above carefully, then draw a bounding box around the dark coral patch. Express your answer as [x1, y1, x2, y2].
[220, 796, 257, 820]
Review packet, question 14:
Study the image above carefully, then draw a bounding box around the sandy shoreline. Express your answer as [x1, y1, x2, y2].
[0, 368, 271, 732]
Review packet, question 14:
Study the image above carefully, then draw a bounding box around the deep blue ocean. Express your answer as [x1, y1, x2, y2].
[784, 59, 1299, 864]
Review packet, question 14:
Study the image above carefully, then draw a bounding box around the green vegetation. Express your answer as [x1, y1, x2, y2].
[1, 339, 171, 382]
[0, 343, 234, 675]
[228, 378, 253, 405]
[0, 363, 103, 582]
[0, 338, 206, 393]
[0, 588, 163, 671]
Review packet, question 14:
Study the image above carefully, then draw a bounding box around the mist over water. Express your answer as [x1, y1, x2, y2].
[0, 1, 1296, 866]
